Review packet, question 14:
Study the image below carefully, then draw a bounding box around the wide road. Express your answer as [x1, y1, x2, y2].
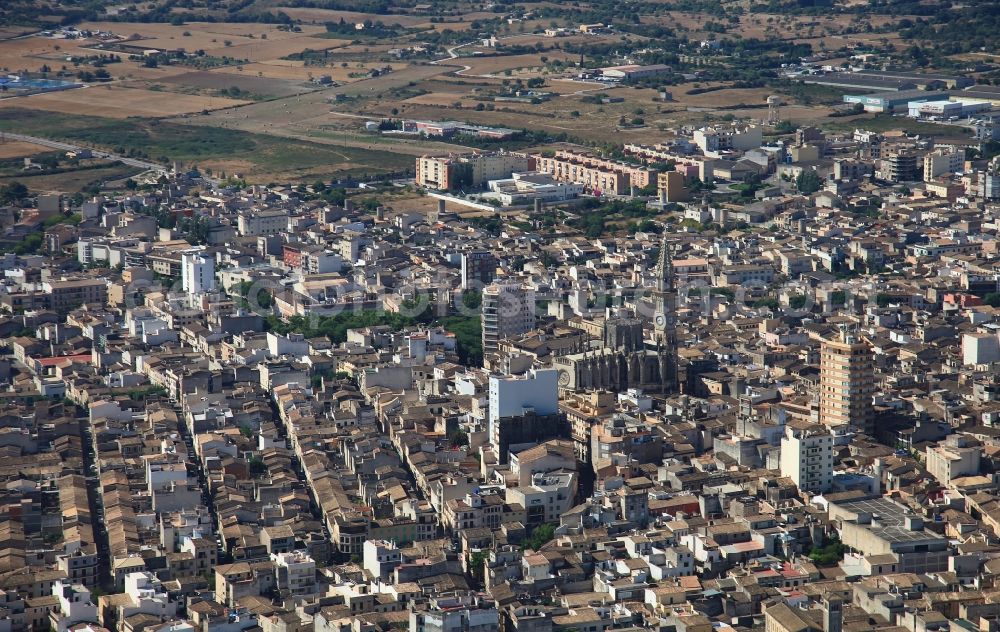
[1, 131, 168, 173]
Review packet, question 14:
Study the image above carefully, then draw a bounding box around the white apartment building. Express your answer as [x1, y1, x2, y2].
[181, 250, 216, 295]
[363, 540, 402, 581]
[122, 572, 178, 623]
[963, 332, 1000, 365]
[272, 551, 317, 597]
[693, 124, 763, 154]
[926, 436, 981, 484]
[50, 580, 99, 632]
[780, 424, 834, 494]
[487, 369, 558, 450]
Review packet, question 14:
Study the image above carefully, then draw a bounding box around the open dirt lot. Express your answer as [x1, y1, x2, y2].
[200, 35, 344, 63]
[213, 59, 319, 82]
[498, 32, 625, 48]
[170, 64, 455, 151]
[401, 92, 477, 107]
[0, 85, 249, 118]
[0, 27, 37, 40]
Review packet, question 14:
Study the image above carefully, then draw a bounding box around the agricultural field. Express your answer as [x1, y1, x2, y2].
[148, 69, 309, 98]
[0, 0, 982, 190]
[455, 52, 575, 78]
[0, 163, 143, 194]
[78, 21, 329, 57]
[0, 84, 250, 118]
[0, 108, 414, 182]
[0, 140, 50, 159]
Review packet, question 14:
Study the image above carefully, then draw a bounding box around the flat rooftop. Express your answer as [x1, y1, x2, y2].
[833, 497, 944, 543]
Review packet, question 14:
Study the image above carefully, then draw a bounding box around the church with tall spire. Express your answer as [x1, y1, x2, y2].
[652, 233, 679, 394]
[551, 233, 680, 396]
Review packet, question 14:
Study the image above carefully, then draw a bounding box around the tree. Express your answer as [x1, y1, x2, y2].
[0, 182, 28, 204]
[796, 169, 822, 194]
[753, 298, 780, 310]
[468, 550, 487, 586]
[774, 120, 796, 134]
[461, 290, 482, 310]
[448, 430, 469, 447]
[524, 523, 556, 551]
[808, 535, 846, 566]
[248, 456, 267, 476]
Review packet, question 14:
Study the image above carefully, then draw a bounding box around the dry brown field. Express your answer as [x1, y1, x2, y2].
[0, 85, 249, 118]
[456, 52, 575, 76]
[0, 36, 97, 73]
[79, 21, 326, 53]
[214, 59, 318, 82]
[0, 140, 50, 159]
[154, 69, 308, 97]
[271, 8, 429, 27]
[199, 35, 344, 63]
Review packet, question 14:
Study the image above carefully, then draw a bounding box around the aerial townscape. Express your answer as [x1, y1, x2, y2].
[4, 1, 1000, 632]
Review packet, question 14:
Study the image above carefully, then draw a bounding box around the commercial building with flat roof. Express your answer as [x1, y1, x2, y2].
[843, 90, 950, 113]
[828, 496, 950, 574]
[908, 98, 991, 119]
[853, 69, 972, 89]
[601, 64, 672, 81]
[804, 70, 971, 91]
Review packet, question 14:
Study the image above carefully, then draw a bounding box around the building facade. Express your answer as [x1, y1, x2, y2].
[181, 251, 216, 295]
[819, 329, 875, 433]
[481, 282, 535, 354]
[416, 152, 532, 191]
[779, 424, 833, 494]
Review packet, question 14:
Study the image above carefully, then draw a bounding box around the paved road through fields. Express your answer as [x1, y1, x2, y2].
[1, 131, 168, 173]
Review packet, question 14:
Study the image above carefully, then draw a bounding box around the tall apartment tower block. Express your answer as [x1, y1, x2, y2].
[481, 282, 536, 355]
[819, 327, 875, 433]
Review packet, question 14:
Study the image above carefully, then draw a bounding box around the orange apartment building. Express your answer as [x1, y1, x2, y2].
[535, 149, 656, 195]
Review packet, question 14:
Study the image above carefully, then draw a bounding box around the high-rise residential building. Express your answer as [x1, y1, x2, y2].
[780, 424, 834, 494]
[181, 250, 216, 295]
[881, 152, 918, 182]
[461, 250, 497, 290]
[923, 148, 964, 181]
[819, 327, 875, 432]
[481, 281, 535, 354]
